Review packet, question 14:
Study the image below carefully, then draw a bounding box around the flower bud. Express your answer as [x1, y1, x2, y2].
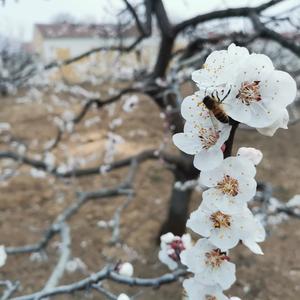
[117, 293, 130, 300]
[0, 245, 7, 267]
[118, 262, 134, 277]
[160, 232, 174, 244]
[237, 147, 263, 165]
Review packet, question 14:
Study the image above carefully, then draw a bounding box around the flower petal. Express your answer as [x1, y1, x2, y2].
[194, 147, 223, 171]
[172, 132, 201, 154]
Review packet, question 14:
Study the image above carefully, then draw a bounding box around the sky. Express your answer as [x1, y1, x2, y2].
[0, 0, 295, 42]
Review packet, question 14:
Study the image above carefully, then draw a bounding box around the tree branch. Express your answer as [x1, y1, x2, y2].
[174, 0, 285, 33]
[12, 268, 186, 300]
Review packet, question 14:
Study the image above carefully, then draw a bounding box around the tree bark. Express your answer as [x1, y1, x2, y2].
[159, 154, 199, 239]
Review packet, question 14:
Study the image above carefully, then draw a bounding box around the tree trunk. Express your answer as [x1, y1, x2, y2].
[159, 157, 199, 238]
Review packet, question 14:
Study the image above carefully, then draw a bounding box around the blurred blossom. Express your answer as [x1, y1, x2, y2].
[122, 95, 139, 113]
[117, 262, 134, 277]
[117, 293, 130, 300]
[0, 246, 7, 267]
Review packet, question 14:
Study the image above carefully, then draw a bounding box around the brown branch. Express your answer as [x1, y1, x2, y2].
[12, 268, 186, 300]
[72, 87, 143, 124]
[250, 12, 300, 57]
[174, 0, 285, 33]
[0, 148, 183, 178]
[5, 161, 137, 255]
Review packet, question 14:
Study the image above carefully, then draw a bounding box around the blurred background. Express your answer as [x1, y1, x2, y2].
[0, 0, 300, 299]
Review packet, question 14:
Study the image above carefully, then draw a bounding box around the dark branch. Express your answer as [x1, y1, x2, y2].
[250, 12, 300, 57]
[12, 268, 186, 300]
[0, 148, 184, 178]
[174, 0, 285, 33]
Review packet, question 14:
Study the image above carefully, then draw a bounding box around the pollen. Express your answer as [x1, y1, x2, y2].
[198, 127, 219, 150]
[236, 80, 262, 105]
[210, 211, 231, 229]
[217, 175, 239, 196]
[205, 248, 230, 268]
[205, 296, 217, 300]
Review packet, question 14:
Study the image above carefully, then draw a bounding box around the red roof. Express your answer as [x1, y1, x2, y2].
[35, 23, 138, 39]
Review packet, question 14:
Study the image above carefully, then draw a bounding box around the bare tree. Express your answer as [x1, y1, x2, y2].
[1, 0, 300, 298]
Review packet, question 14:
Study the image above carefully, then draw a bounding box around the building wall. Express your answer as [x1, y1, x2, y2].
[32, 28, 44, 56]
[42, 37, 136, 63]
[32, 27, 160, 83]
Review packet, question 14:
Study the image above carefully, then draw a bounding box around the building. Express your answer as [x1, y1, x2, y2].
[32, 22, 157, 82]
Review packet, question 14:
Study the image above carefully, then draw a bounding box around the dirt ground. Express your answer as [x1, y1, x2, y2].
[0, 85, 300, 300]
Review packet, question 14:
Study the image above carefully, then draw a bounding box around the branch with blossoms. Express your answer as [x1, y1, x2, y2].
[1, 1, 300, 299]
[0, 148, 185, 178]
[8, 268, 186, 300]
[157, 43, 297, 299]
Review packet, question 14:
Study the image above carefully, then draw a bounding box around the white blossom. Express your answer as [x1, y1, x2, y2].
[158, 232, 192, 270]
[192, 43, 296, 129]
[183, 277, 229, 300]
[237, 147, 263, 166]
[192, 43, 249, 89]
[187, 200, 265, 253]
[0, 245, 7, 267]
[200, 156, 257, 212]
[173, 91, 231, 171]
[118, 262, 134, 277]
[287, 194, 300, 208]
[257, 108, 289, 136]
[123, 95, 139, 112]
[0, 122, 11, 132]
[66, 257, 87, 273]
[117, 293, 130, 300]
[180, 238, 236, 290]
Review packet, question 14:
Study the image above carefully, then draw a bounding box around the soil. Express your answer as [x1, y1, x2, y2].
[0, 84, 300, 300]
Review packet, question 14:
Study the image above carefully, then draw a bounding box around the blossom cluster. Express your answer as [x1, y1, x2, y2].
[159, 44, 296, 299]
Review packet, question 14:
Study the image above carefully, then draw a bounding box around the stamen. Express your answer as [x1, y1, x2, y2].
[205, 248, 230, 268]
[217, 175, 239, 196]
[198, 127, 220, 150]
[236, 80, 262, 105]
[210, 211, 231, 228]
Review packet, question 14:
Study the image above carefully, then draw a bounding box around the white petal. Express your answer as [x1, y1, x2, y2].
[209, 228, 240, 251]
[223, 98, 252, 124]
[172, 132, 201, 154]
[243, 239, 264, 255]
[181, 92, 211, 124]
[246, 101, 281, 128]
[160, 232, 174, 244]
[182, 233, 193, 249]
[215, 261, 236, 290]
[202, 189, 248, 213]
[158, 250, 178, 270]
[224, 156, 256, 178]
[0, 246, 7, 268]
[260, 70, 297, 109]
[237, 147, 263, 165]
[257, 108, 289, 136]
[187, 206, 213, 237]
[234, 177, 257, 203]
[194, 148, 223, 171]
[238, 53, 274, 82]
[227, 43, 249, 60]
[183, 278, 229, 300]
[180, 239, 211, 273]
[192, 50, 229, 87]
